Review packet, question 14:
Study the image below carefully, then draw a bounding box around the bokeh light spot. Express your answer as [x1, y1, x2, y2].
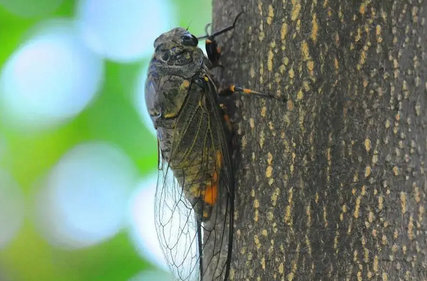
[128, 175, 198, 278]
[34, 141, 138, 249]
[76, 0, 176, 62]
[0, 170, 25, 249]
[128, 176, 166, 269]
[0, 20, 104, 132]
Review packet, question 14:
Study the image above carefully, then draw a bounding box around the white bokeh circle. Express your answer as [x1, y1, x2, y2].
[0, 19, 104, 131]
[76, 0, 176, 62]
[128, 176, 166, 269]
[34, 141, 138, 249]
[128, 175, 199, 279]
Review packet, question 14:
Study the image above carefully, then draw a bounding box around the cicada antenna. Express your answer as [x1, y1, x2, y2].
[186, 19, 193, 31]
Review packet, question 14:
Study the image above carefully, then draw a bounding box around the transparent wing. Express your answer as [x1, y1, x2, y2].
[155, 163, 200, 281]
[154, 78, 234, 281]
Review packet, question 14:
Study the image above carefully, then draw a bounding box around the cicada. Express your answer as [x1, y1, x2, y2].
[145, 13, 260, 281]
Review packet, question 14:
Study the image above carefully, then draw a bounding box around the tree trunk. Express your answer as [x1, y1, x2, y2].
[211, 0, 427, 280]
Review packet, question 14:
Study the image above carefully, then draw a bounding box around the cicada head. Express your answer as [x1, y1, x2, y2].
[151, 28, 205, 72]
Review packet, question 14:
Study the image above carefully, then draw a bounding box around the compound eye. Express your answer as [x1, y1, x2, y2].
[181, 33, 198, 46]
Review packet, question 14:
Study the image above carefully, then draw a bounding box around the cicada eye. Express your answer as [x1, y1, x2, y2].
[181, 33, 198, 46]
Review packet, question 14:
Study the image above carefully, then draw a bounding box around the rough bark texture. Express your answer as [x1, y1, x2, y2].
[211, 1, 427, 280]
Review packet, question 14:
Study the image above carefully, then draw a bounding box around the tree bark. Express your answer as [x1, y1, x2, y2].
[211, 1, 427, 280]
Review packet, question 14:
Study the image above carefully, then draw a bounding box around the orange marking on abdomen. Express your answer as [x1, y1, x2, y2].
[204, 182, 218, 205]
[203, 151, 222, 205]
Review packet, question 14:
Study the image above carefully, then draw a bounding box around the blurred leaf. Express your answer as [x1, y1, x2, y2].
[0, 0, 212, 280]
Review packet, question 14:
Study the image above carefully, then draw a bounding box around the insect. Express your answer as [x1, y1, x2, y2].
[145, 13, 268, 281]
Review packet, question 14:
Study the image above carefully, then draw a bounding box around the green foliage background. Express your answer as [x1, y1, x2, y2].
[0, 1, 211, 280]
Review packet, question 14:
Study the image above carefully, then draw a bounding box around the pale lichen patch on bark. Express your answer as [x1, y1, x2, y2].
[408, 215, 414, 240]
[260, 257, 266, 270]
[340, 203, 347, 221]
[392, 166, 399, 175]
[266, 166, 273, 178]
[290, 0, 301, 21]
[280, 22, 288, 51]
[354, 196, 361, 219]
[249, 118, 255, 129]
[254, 235, 260, 249]
[359, 2, 366, 15]
[267, 4, 274, 25]
[301, 40, 310, 61]
[271, 188, 280, 206]
[382, 272, 388, 281]
[278, 262, 284, 274]
[250, 66, 256, 78]
[307, 60, 315, 77]
[323, 206, 328, 227]
[381, 234, 388, 246]
[375, 25, 383, 44]
[284, 187, 294, 225]
[261, 106, 267, 117]
[400, 192, 407, 214]
[257, 2, 265, 42]
[364, 138, 371, 152]
[267, 49, 274, 72]
[296, 89, 303, 100]
[241, 134, 247, 149]
[368, 211, 374, 224]
[311, 13, 318, 43]
[413, 184, 420, 203]
[259, 61, 264, 84]
[419, 205, 425, 223]
[288, 68, 295, 79]
[364, 166, 371, 178]
[259, 129, 265, 148]
[372, 151, 378, 165]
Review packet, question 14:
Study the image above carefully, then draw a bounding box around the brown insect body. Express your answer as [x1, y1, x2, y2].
[145, 27, 227, 220]
[145, 26, 235, 281]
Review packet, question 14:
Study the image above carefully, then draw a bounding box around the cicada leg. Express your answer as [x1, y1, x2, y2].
[218, 85, 287, 135]
[198, 12, 244, 66]
[219, 104, 233, 132]
[219, 84, 284, 101]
